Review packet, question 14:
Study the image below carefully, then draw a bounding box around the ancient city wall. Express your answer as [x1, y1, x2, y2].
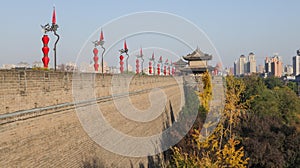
[0, 70, 185, 167]
[0, 70, 181, 115]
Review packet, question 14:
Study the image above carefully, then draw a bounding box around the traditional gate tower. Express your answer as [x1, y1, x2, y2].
[181, 47, 212, 74]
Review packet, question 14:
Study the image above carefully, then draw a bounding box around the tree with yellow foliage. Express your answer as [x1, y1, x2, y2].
[199, 70, 212, 111]
[171, 75, 249, 167]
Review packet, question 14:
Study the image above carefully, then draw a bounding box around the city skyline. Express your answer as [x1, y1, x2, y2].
[1, 1, 300, 68]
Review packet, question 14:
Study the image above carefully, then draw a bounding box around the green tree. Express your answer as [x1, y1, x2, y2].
[264, 76, 284, 89]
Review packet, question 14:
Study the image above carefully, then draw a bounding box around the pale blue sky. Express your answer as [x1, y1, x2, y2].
[0, 0, 300, 67]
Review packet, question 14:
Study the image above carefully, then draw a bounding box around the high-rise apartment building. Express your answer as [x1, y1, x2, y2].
[284, 65, 293, 76]
[272, 55, 283, 77]
[265, 57, 272, 74]
[234, 53, 256, 76]
[234, 55, 247, 76]
[265, 54, 283, 77]
[257, 65, 264, 74]
[293, 49, 300, 76]
[246, 52, 256, 74]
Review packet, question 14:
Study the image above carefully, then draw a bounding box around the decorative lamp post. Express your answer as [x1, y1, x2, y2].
[136, 47, 144, 74]
[172, 62, 176, 75]
[92, 29, 105, 73]
[119, 40, 129, 73]
[164, 59, 169, 76]
[149, 52, 155, 75]
[41, 6, 60, 71]
[168, 61, 173, 75]
[100, 30, 105, 74]
[158, 56, 163, 75]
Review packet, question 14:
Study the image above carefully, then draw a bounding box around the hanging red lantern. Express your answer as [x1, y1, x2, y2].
[93, 48, 99, 71]
[42, 46, 49, 56]
[149, 61, 152, 74]
[42, 55, 50, 68]
[157, 64, 160, 75]
[136, 59, 140, 74]
[120, 55, 124, 73]
[42, 35, 50, 68]
[172, 67, 175, 75]
[42, 35, 50, 44]
[164, 65, 166, 75]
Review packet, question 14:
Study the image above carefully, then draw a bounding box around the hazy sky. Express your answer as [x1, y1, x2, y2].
[1, 0, 300, 68]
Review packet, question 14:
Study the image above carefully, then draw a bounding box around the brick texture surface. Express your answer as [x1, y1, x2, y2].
[0, 70, 185, 167]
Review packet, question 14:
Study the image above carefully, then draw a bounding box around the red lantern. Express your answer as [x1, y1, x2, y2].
[157, 64, 160, 75]
[93, 48, 99, 71]
[42, 35, 49, 44]
[164, 65, 166, 75]
[172, 67, 175, 75]
[120, 55, 124, 73]
[42, 46, 49, 56]
[42, 56, 50, 68]
[136, 59, 139, 74]
[42, 35, 50, 68]
[149, 61, 152, 75]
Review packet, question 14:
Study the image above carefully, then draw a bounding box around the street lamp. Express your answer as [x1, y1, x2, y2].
[164, 59, 169, 76]
[119, 40, 129, 73]
[92, 29, 105, 75]
[136, 47, 144, 74]
[150, 52, 155, 75]
[41, 6, 60, 71]
[158, 56, 163, 75]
